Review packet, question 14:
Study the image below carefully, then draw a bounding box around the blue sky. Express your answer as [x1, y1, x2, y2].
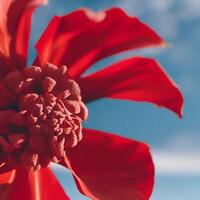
[30, 0, 200, 199]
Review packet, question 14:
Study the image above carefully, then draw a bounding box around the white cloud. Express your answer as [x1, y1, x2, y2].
[179, 0, 200, 20]
[152, 150, 200, 176]
[152, 130, 200, 176]
[162, 131, 200, 152]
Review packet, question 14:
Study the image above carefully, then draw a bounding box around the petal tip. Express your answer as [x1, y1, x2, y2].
[81, 8, 106, 22]
[44, 0, 48, 5]
[177, 98, 184, 119]
[162, 41, 173, 48]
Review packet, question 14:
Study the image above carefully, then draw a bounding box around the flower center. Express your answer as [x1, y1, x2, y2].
[0, 63, 88, 171]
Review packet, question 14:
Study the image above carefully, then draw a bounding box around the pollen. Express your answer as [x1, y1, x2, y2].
[0, 63, 88, 171]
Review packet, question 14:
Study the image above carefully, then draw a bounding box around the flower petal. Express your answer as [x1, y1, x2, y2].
[0, 0, 47, 76]
[60, 128, 154, 200]
[0, 168, 70, 200]
[34, 8, 164, 78]
[78, 57, 183, 117]
[0, 170, 15, 199]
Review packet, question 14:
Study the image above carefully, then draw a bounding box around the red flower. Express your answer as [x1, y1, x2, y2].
[0, 1, 183, 200]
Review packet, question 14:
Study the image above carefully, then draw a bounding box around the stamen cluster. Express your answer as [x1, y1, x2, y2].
[0, 63, 88, 171]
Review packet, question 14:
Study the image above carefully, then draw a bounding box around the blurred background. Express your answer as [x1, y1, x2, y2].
[29, 0, 200, 199]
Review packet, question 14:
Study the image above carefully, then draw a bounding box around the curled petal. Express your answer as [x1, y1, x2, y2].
[0, 0, 47, 76]
[34, 7, 164, 78]
[78, 57, 183, 117]
[60, 128, 154, 200]
[0, 168, 70, 200]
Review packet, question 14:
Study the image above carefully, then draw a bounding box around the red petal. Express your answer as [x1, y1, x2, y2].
[0, 168, 70, 200]
[0, 170, 15, 199]
[78, 57, 183, 117]
[0, 0, 47, 76]
[34, 8, 164, 78]
[60, 128, 154, 200]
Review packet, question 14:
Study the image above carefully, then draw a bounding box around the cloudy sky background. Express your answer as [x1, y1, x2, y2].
[29, 0, 200, 199]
